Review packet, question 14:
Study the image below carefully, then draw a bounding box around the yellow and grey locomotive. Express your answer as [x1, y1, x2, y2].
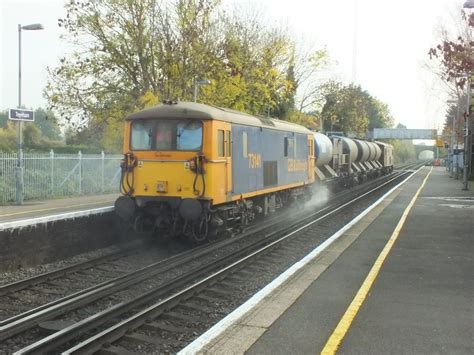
[115, 101, 316, 242]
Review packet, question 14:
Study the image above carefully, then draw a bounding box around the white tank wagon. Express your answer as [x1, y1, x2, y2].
[372, 142, 382, 161]
[313, 132, 337, 180]
[354, 139, 370, 162]
[347, 139, 384, 178]
[341, 137, 358, 164]
[375, 141, 394, 174]
[313, 132, 333, 166]
[312, 134, 393, 186]
[353, 140, 381, 164]
[367, 141, 381, 161]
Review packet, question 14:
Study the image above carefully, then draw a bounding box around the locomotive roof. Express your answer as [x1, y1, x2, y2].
[127, 101, 312, 134]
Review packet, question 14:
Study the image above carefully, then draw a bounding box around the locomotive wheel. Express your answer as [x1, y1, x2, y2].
[133, 215, 145, 233]
[191, 218, 209, 243]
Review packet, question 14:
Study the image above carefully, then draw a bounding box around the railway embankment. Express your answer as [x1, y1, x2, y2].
[0, 211, 124, 271]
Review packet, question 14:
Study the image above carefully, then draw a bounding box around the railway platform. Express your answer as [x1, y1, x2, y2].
[182, 166, 473, 354]
[0, 193, 120, 270]
[0, 193, 118, 231]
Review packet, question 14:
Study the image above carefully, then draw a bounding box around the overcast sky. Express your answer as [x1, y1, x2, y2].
[0, 0, 465, 131]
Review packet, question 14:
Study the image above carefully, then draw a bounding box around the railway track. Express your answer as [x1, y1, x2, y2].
[3, 163, 424, 354]
[0, 248, 133, 320]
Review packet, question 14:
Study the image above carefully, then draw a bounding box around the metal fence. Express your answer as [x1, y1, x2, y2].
[0, 151, 123, 204]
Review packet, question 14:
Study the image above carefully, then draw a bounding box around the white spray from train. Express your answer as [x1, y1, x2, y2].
[305, 185, 330, 210]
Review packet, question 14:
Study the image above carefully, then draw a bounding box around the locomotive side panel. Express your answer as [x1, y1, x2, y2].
[231, 124, 311, 199]
[277, 131, 311, 185]
[231, 124, 264, 195]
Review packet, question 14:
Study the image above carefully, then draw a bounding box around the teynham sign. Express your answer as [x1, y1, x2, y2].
[9, 108, 35, 122]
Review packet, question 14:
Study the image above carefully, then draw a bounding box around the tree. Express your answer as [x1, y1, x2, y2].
[428, 8, 473, 157]
[294, 47, 330, 113]
[365, 96, 394, 130]
[389, 139, 417, 164]
[34, 108, 61, 141]
[0, 111, 7, 128]
[46, 0, 168, 125]
[442, 100, 465, 144]
[46, 0, 297, 121]
[287, 110, 319, 130]
[46, 0, 313, 152]
[23, 124, 42, 149]
[428, 10, 473, 90]
[0, 122, 16, 152]
[319, 82, 393, 136]
[0, 108, 62, 152]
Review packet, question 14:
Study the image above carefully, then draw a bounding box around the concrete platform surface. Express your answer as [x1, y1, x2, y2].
[188, 167, 473, 354]
[0, 193, 118, 224]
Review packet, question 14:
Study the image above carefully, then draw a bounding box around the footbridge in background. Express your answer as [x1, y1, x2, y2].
[366, 128, 437, 140]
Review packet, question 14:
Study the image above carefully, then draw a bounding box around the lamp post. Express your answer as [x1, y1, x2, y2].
[462, 73, 471, 190]
[16, 23, 44, 205]
[193, 79, 211, 102]
[447, 99, 459, 178]
[462, 1, 472, 190]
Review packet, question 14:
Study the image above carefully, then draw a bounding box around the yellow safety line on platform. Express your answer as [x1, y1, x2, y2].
[0, 200, 116, 218]
[320, 166, 433, 355]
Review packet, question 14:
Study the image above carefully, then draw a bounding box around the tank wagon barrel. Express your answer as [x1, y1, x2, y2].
[313, 132, 333, 167]
[341, 137, 359, 163]
[312, 135, 393, 185]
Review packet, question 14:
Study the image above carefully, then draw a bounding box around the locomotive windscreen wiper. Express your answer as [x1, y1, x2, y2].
[177, 119, 198, 137]
[148, 128, 153, 147]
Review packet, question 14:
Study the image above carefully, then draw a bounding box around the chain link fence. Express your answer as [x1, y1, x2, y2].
[0, 151, 123, 204]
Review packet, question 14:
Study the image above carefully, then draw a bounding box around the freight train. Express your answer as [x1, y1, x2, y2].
[115, 101, 393, 242]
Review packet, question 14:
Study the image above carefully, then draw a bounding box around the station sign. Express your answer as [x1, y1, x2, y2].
[436, 138, 444, 148]
[8, 108, 35, 122]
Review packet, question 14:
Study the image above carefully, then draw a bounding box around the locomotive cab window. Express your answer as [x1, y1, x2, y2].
[130, 119, 202, 151]
[131, 120, 154, 150]
[177, 120, 202, 150]
[284, 137, 294, 157]
[226, 130, 231, 157]
[217, 129, 225, 157]
[155, 121, 174, 150]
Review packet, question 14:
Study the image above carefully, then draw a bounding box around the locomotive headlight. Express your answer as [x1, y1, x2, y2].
[156, 181, 168, 193]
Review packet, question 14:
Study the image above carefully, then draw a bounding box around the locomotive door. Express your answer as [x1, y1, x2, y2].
[215, 121, 233, 202]
[225, 129, 232, 197]
[308, 136, 314, 181]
